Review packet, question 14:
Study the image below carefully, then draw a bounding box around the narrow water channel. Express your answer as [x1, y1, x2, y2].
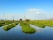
[30, 24, 43, 31]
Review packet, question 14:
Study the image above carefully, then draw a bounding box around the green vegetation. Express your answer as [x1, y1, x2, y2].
[0, 20, 18, 26]
[3, 21, 18, 31]
[0, 20, 53, 32]
[20, 22, 36, 34]
[0, 23, 4, 27]
[28, 20, 53, 28]
[0, 21, 5, 27]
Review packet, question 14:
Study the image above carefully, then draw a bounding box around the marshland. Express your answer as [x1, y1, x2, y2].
[0, 19, 53, 40]
[0, 20, 53, 32]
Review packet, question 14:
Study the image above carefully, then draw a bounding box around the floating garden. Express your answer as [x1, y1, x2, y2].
[3, 22, 18, 31]
[20, 21, 36, 34]
[0, 20, 53, 34]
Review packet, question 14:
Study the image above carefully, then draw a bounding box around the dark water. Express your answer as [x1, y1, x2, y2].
[0, 24, 53, 40]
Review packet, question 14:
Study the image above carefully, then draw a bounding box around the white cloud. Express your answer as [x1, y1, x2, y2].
[25, 8, 53, 20]
[26, 8, 41, 14]
[0, 8, 53, 20]
[25, 8, 43, 20]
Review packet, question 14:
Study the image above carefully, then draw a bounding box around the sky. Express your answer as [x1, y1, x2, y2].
[0, 0, 53, 20]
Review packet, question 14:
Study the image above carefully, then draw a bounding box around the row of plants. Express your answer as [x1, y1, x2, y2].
[3, 22, 18, 31]
[0, 21, 5, 27]
[0, 20, 18, 27]
[20, 21, 36, 34]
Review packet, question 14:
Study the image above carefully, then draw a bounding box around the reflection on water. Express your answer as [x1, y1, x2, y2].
[30, 24, 43, 31]
[0, 24, 53, 40]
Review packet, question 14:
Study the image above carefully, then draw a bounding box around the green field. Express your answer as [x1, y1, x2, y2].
[27, 20, 53, 28]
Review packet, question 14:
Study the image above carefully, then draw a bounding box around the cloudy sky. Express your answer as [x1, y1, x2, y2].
[0, 0, 53, 20]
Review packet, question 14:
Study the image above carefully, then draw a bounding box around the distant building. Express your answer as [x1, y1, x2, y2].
[19, 19, 22, 21]
[25, 19, 30, 22]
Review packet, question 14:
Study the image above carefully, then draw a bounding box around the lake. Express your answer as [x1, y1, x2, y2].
[0, 24, 53, 40]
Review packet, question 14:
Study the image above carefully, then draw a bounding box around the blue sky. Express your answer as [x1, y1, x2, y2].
[0, 0, 53, 20]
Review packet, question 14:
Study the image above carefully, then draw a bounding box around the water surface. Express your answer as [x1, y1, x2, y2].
[0, 24, 53, 40]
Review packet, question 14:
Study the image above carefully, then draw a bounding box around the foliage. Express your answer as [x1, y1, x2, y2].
[20, 22, 36, 34]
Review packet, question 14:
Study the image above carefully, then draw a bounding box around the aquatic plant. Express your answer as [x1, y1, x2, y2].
[20, 22, 36, 34]
[0, 22, 5, 27]
[3, 22, 18, 31]
[0, 24, 3, 27]
[3, 25, 11, 31]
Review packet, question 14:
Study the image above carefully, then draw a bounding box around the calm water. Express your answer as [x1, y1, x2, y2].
[0, 24, 53, 40]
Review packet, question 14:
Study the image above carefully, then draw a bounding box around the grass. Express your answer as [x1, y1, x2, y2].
[0, 23, 4, 27]
[20, 22, 36, 34]
[0, 20, 18, 26]
[0, 21, 5, 27]
[1, 20, 53, 32]
[27, 20, 53, 28]
[3, 25, 11, 31]
[3, 22, 18, 31]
